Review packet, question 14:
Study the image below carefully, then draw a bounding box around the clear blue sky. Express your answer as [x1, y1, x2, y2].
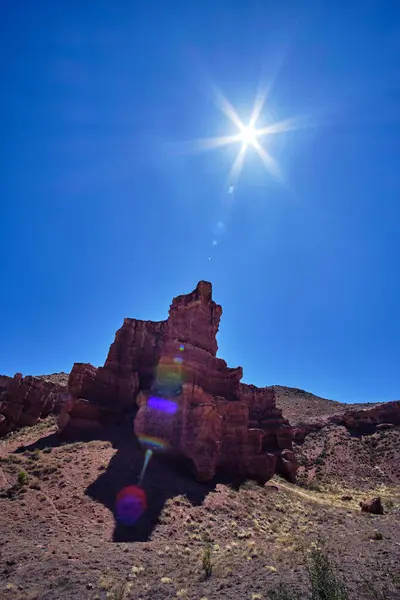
[1, 1, 399, 403]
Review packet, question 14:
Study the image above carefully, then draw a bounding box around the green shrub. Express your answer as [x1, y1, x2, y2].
[202, 539, 212, 579]
[308, 545, 349, 600]
[17, 470, 28, 487]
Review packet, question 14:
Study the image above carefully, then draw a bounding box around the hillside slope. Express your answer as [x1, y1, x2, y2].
[273, 385, 378, 424]
[0, 419, 399, 600]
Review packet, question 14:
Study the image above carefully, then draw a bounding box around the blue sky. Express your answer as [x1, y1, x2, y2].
[1, 1, 399, 403]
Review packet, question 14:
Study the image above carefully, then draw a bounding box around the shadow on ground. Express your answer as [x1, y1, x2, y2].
[85, 420, 246, 542]
[12, 420, 245, 543]
[13, 432, 64, 452]
[86, 431, 210, 541]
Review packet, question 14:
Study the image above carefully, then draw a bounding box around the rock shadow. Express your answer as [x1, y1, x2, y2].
[13, 432, 64, 453]
[85, 422, 245, 543]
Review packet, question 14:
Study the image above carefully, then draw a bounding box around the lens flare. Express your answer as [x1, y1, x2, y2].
[173, 82, 312, 188]
[138, 448, 153, 486]
[147, 396, 178, 414]
[116, 485, 147, 525]
[138, 435, 170, 451]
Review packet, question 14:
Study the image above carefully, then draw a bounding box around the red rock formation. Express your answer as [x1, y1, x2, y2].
[238, 383, 296, 481]
[0, 373, 69, 437]
[293, 401, 400, 444]
[62, 281, 296, 484]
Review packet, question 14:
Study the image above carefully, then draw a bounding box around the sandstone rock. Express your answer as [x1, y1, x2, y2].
[376, 423, 394, 431]
[62, 281, 295, 483]
[168, 281, 221, 356]
[0, 414, 7, 437]
[58, 416, 103, 440]
[264, 484, 280, 492]
[331, 402, 400, 432]
[278, 449, 297, 483]
[70, 398, 103, 421]
[68, 363, 98, 400]
[130, 282, 296, 483]
[360, 497, 384, 515]
[10, 281, 298, 485]
[293, 402, 400, 445]
[0, 373, 68, 437]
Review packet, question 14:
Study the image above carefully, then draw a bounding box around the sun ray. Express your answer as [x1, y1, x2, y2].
[227, 145, 247, 188]
[211, 85, 244, 130]
[171, 134, 240, 155]
[175, 81, 306, 186]
[253, 141, 282, 179]
[256, 115, 311, 137]
[249, 84, 269, 127]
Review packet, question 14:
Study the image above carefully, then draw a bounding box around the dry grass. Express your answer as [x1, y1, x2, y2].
[1, 421, 400, 600]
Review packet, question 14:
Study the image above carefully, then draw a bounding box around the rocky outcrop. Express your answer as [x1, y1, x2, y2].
[0, 373, 69, 437]
[61, 281, 296, 484]
[238, 383, 296, 481]
[330, 401, 400, 432]
[293, 401, 400, 444]
[360, 497, 384, 515]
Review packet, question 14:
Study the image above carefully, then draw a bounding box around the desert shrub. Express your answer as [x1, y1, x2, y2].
[268, 582, 301, 599]
[241, 479, 261, 491]
[298, 478, 322, 493]
[202, 536, 212, 579]
[110, 582, 127, 600]
[308, 545, 349, 600]
[17, 470, 28, 487]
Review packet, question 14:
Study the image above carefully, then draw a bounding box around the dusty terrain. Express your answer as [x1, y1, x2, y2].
[272, 385, 400, 489]
[1, 412, 399, 600]
[273, 385, 378, 424]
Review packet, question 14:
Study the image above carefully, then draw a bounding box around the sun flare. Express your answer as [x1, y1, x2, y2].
[238, 123, 258, 148]
[176, 83, 310, 190]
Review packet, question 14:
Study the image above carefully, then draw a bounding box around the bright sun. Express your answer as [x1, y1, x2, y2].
[178, 83, 309, 190]
[238, 124, 258, 148]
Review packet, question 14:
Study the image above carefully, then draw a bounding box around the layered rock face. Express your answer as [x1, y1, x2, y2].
[63, 281, 296, 483]
[0, 373, 69, 437]
[293, 401, 400, 444]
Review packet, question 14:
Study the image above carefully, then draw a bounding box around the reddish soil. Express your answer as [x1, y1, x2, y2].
[1, 417, 399, 600]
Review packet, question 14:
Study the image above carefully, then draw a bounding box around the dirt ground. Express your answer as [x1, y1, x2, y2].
[1, 418, 399, 600]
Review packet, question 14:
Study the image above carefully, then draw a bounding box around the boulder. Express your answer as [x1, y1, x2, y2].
[360, 497, 384, 515]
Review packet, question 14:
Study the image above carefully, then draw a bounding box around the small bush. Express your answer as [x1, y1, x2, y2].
[202, 539, 212, 579]
[241, 479, 261, 491]
[17, 470, 28, 487]
[268, 582, 301, 600]
[107, 582, 127, 600]
[308, 545, 349, 600]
